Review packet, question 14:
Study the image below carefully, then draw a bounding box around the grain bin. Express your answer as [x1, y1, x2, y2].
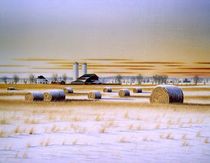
[44, 90, 66, 102]
[73, 62, 79, 81]
[88, 91, 102, 99]
[25, 91, 44, 102]
[150, 85, 184, 104]
[133, 88, 142, 93]
[64, 87, 74, 93]
[82, 63, 87, 75]
[119, 89, 130, 97]
[103, 87, 112, 92]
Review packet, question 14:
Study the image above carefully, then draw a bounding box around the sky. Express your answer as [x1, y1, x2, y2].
[0, 0, 210, 77]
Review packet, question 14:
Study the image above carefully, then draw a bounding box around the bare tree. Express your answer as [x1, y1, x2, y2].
[13, 74, 19, 84]
[52, 73, 58, 82]
[62, 73, 67, 82]
[136, 74, 143, 85]
[115, 75, 122, 84]
[23, 79, 27, 84]
[130, 76, 136, 84]
[162, 75, 168, 84]
[193, 75, 199, 85]
[152, 75, 159, 84]
[29, 74, 35, 84]
[2, 76, 8, 84]
[152, 75, 168, 84]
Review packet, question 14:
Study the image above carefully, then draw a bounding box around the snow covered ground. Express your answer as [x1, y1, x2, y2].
[0, 103, 210, 163]
[0, 85, 210, 163]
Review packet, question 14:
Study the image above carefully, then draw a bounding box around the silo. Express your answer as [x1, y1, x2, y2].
[73, 62, 79, 81]
[82, 63, 87, 75]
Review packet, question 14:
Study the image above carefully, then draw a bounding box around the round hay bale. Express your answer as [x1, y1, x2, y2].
[103, 87, 112, 92]
[133, 88, 142, 93]
[25, 91, 44, 102]
[88, 91, 102, 99]
[7, 87, 16, 90]
[119, 89, 130, 97]
[64, 87, 73, 93]
[44, 90, 65, 102]
[150, 85, 184, 104]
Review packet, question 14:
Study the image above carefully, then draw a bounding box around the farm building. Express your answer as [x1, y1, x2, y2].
[36, 75, 48, 84]
[71, 74, 101, 85]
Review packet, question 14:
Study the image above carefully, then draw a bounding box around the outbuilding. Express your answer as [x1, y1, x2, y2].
[36, 75, 48, 84]
[71, 74, 101, 85]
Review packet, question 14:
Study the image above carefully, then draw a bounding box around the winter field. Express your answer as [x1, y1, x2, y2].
[0, 84, 210, 163]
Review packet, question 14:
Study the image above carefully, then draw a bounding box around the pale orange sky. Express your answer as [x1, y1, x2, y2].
[0, 58, 209, 77]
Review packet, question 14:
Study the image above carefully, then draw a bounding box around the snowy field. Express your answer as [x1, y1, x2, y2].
[0, 85, 210, 163]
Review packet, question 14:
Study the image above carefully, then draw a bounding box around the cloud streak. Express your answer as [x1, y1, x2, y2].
[83, 58, 130, 61]
[14, 58, 67, 62]
[114, 61, 185, 65]
[0, 64, 26, 67]
[165, 71, 210, 76]
[0, 71, 51, 74]
[94, 71, 138, 74]
[31, 67, 69, 70]
[126, 68, 154, 70]
[194, 62, 210, 65]
[177, 67, 210, 71]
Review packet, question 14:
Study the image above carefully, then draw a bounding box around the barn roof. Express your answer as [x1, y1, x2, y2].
[37, 75, 47, 79]
[78, 74, 98, 80]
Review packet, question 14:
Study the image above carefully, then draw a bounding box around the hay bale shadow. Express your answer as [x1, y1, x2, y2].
[65, 99, 93, 102]
[102, 98, 132, 101]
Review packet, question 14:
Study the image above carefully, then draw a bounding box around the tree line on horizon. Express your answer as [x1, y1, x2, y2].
[114, 74, 202, 85]
[1, 73, 68, 84]
[0, 73, 204, 85]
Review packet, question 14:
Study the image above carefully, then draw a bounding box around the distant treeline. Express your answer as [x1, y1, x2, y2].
[0, 73, 208, 85]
